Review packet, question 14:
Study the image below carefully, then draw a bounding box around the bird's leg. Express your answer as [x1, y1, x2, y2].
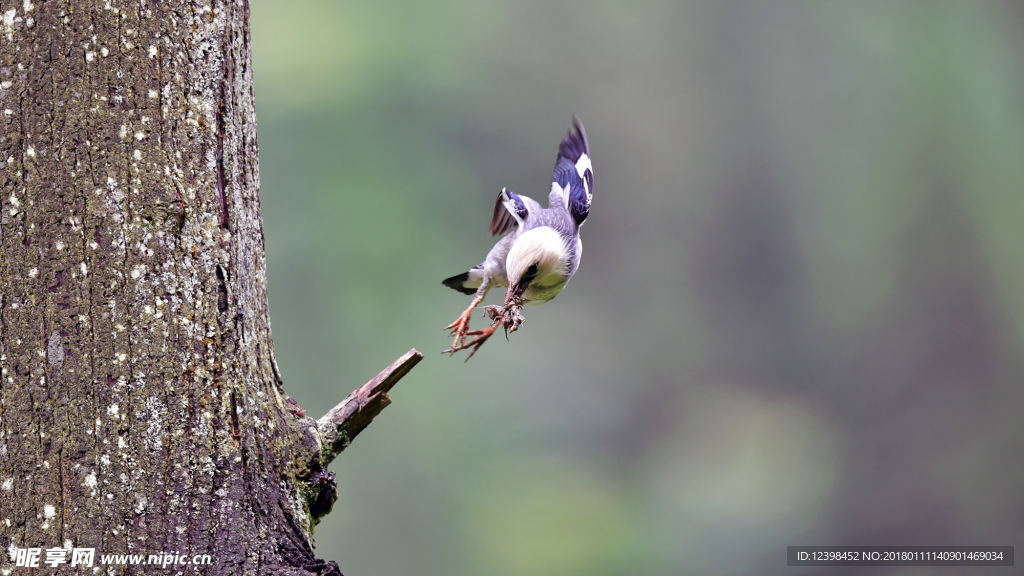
[445, 277, 490, 350]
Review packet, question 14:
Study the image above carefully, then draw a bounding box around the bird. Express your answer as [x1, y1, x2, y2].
[442, 116, 593, 360]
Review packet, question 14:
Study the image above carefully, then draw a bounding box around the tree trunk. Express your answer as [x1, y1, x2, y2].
[0, 2, 417, 574]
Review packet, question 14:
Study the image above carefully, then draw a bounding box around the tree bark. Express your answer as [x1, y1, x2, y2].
[0, 2, 418, 574]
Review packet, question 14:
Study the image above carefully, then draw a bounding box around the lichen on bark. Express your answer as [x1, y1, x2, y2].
[0, 1, 373, 574]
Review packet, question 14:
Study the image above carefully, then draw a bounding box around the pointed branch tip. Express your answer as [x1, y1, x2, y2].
[316, 348, 423, 466]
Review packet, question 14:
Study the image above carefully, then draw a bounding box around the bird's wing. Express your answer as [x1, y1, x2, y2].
[549, 116, 593, 224]
[488, 187, 530, 237]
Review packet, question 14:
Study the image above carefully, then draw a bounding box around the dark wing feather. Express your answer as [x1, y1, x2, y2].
[487, 188, 528, 237]
[551, 116, 593, 225]
[551, 116, 591, 189]
[488, 194, 517, 237]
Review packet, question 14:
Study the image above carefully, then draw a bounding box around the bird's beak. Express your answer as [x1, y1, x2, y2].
[505, 280, 528, 306]
[506, 262, 538, 305]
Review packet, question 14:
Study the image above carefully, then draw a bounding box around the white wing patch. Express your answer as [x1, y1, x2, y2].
[551, 181, 569, 208]
[575, 153, 592, 178]
[575, 153, 593, 197]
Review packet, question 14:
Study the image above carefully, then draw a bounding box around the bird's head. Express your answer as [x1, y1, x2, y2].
[505, 226, 568, 301]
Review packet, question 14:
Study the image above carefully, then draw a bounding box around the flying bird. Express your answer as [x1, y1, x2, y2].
[442, 116, 593, 360]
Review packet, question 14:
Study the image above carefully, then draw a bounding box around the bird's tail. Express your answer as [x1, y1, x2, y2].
[442, 267, 485, 295]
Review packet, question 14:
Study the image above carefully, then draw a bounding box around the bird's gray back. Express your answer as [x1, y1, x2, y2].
[481, 195, 580, 285]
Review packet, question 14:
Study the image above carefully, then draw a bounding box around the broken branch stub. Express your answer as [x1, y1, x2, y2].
[317, 348, 423, 465]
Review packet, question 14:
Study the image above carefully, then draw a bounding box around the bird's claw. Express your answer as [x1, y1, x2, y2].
[483, 302, 524, 336]
[445, 312, 474, 349]
[442, 320, 500, 361]
[443, 298, 524, 360]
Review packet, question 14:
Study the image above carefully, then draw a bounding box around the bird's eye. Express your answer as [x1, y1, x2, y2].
[526, 263, 538, 276]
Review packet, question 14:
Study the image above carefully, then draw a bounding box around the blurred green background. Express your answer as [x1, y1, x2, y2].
[250, 1, 1024, 574]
